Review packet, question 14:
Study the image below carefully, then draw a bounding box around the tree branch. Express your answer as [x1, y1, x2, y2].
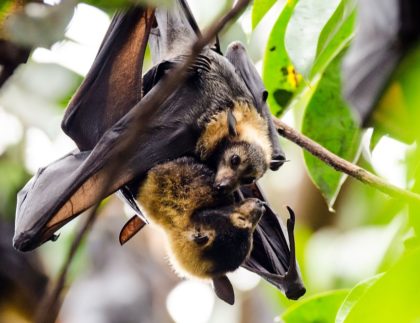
[273, 118, 420, 204]
[35, 203, 100, 323]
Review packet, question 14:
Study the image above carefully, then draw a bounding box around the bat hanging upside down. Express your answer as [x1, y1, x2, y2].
[13, 0, 306, 303]
[137, 156, 264, 304]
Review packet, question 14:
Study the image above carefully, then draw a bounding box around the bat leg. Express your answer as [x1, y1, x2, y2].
[265, 108, 285, 171]
[224, 41, 285, 170]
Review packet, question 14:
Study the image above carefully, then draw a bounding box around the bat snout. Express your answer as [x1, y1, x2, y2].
[252, 200, 265, 222]
[214, 169, 238, 194]
[239, 198, 265, 224]
[214, 180, 234, 194]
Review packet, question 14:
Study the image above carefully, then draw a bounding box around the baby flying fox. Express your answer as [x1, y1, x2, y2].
[136, 156, 265, 282]
[196, 100, 273, 194]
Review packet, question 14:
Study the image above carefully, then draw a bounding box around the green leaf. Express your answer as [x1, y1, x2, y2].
[343, 248, 420, 323]
[281, 290, 349, 323]
[251, 0, 276, 29]
[262, 0, 300, 118]
[284, 0, 343, 78]
[369, 128, 386, 153]
[302, 53, 361, 210]
[408, 147, 420, 240]
[335, 275, 381, 323]
[311, 1, 356, 78]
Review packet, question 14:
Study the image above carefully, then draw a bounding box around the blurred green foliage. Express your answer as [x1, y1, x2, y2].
[260, 0, 420, 321]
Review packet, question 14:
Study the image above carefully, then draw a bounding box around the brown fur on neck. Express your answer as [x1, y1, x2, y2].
[196, 101, 272, 164]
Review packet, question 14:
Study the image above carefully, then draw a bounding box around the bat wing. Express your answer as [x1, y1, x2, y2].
[14, 74, 198, 251]
[149, 0, 199, 65]
[62, 7, 154, 151]
[240, 184, 306, 300]
[224, 42, 285, 170]
[342, 0, 400, 124]
[13, 4, 202, 251]
[342, 0, 420, 125]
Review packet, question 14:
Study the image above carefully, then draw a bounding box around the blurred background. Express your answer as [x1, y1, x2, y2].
[0, 0, 419, 322]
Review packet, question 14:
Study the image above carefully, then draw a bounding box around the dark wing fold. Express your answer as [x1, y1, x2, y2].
[224, 42, 285, 170]
[14, 77, 197, 251]
[240, 184, 306, 300]
[149, 0, 198, 64]
[342, 0, 420, 125]
[62, 7, 154, 150]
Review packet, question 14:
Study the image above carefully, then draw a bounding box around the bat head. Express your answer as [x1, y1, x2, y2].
[213, 140, 268, 194]
[186, 198, 265, 277]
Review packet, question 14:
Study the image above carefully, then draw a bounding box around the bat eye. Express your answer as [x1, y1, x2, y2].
[230, 155, 241, 168]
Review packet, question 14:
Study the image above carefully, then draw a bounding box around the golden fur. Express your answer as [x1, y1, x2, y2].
[196, 101, 272, 164]
[136, 158, 263, 279]
[137, 159, 218, 278]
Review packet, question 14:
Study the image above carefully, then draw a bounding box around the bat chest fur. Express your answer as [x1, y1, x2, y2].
[136, 158, 217, 229]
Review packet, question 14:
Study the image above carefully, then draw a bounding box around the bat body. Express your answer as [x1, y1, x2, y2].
[14, 1, 305, 301]
[140, 2, 283, 192]
[137, 157, 262, 282]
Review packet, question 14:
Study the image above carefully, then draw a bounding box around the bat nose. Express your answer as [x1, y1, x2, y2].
[256, 199, 266, 207]
[214, 179, 233, 194]
[252, 200, 265, 222]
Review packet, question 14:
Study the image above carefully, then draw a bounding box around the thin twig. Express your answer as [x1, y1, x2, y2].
[34, 205, 100, 323]
[273, 118, 420, 204]
[34, 1, 250, 322]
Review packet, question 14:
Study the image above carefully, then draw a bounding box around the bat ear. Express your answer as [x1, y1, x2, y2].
[227, 109, 238, 137]
[213, 275, 235, 305]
